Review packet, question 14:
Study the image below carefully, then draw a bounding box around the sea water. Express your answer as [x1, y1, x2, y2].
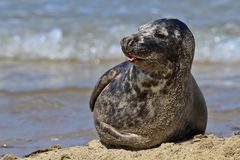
[0, 0, 240, 156]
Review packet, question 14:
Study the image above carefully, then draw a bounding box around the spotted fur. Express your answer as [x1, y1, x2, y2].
[90, 18, 207, 149]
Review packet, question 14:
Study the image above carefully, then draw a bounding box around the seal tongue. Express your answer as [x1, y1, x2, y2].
[127, 56, 136, 62]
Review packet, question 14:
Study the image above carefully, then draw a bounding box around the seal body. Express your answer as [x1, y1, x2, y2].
[89, 18, 207, 149]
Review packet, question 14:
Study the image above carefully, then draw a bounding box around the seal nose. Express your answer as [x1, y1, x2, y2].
[121, 36, 132, 49]
[121, 34, 139, 48]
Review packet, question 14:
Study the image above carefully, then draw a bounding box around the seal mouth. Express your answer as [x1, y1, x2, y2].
[125, 54, 145, 62]
[127, 55, 137, 62]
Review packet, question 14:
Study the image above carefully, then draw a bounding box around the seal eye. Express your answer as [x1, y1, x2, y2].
[154, 32, 166, 39]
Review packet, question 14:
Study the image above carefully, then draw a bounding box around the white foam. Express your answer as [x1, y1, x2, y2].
[195, 36, 240, 64]
[0, 26, 240, 64]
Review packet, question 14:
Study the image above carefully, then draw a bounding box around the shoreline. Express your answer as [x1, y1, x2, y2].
[1, 134, 240, 160]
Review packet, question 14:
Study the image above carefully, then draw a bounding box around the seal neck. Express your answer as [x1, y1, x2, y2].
[129, 62, 191, 93]
[128, 65, 172, 93]
[130, 65, 166, 80]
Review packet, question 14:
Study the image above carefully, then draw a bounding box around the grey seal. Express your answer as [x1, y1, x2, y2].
[89, 18, 207, 149]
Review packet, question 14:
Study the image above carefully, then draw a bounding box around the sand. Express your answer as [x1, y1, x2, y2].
[1, 134, 240, 160]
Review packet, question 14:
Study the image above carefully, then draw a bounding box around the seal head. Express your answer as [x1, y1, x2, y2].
[121, 18, 194, 76]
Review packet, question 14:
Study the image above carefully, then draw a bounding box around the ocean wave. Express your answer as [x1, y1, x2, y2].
[0, 27, 240, 64]
[0, 27, 128, 62]
[0, 26, 240, 63]
[195, 36, 240, 64]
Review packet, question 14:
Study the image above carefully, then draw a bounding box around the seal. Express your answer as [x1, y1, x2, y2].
[89, 18, 207, 149]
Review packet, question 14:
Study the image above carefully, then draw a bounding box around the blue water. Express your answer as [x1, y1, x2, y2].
[0, 0, 239, 63]
[0, 0, 240, 157]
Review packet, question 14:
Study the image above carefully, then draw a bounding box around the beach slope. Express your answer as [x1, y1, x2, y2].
[1, 134, 240, 160]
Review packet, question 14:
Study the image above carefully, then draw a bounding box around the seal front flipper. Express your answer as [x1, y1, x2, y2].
[89, 61, 129, 111]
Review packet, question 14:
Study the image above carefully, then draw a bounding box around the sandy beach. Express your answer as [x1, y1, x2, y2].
[1, 134, 239, 160]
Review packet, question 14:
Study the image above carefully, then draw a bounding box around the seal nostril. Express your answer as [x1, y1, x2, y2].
[127, 39, 134, 47]
[121, 37, 132, 48]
